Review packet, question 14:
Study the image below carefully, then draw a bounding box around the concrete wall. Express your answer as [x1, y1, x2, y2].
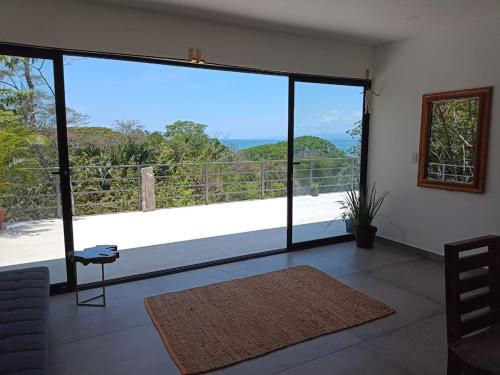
[370, 21, 500, 254]
[0, 0, 373, 78]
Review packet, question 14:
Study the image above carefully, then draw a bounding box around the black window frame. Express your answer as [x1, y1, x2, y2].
[0, 42, 370, 294]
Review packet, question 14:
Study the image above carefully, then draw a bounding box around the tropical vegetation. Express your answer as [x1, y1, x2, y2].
[0, 56, 360, 222]
[427, 98, 479, 182]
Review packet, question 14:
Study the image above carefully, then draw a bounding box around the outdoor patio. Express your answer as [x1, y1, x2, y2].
[0, 192, 347, 283]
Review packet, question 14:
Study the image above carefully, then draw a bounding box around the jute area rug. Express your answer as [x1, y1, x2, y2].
[145, 265, 395, 374]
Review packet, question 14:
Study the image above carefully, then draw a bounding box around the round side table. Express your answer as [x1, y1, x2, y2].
[70, 245, 119, 307]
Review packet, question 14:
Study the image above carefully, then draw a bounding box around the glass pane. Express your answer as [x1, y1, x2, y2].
[426, 98, 479, 183]
[292, 82, 363, 243]
[0, 55, 67, 283]
[63, 56, 288, 283]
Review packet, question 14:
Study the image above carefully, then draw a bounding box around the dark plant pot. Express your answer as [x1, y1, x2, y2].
[355, 225, 377, 249]
[345, 219, 354, 233]
[310, 188, 319, 197]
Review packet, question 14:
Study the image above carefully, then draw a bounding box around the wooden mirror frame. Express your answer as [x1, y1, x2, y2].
[417, 87, 493, 193]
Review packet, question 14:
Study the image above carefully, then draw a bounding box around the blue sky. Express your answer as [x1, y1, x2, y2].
[63, 56, 363, 139]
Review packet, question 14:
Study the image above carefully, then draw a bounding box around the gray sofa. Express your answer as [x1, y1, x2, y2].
[0, 267, 50, 375]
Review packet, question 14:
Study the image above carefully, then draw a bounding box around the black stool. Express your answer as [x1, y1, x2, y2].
[70, 245, 119, 307]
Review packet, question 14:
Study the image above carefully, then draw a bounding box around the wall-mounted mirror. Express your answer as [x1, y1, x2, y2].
[417, 87, 492, 193]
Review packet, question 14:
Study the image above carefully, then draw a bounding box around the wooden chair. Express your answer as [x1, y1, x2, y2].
[445, 235, 500, 375]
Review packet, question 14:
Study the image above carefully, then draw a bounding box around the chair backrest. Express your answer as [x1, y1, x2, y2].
[444, 235, 500, 345]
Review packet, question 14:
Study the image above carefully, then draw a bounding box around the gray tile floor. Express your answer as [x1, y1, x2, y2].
[48, 240, 448, 375]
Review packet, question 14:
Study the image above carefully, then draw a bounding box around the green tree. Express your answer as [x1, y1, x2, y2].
[0, 110, 49, 219]
[0, 110, 47, 193]
[68, 121, 157, 215]
[113, 119, 148, 145]
[1, 56, 91, 220]
[346, 120, 362, 157]
[242, 136, 352, 195]
[146, 131, 167, 148]
[155, 121, 233, 207]
[0, 56, 57, 179]
[161, 121, 230, 163]
[427, 99, 478, 182]
[242, 136, 346, 161]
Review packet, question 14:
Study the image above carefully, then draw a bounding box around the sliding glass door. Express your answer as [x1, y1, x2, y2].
[0, 51, 69, 283]
[1, 43, 370, 289]
[63, 55, 288, 282]
[290, 79, 365, 245]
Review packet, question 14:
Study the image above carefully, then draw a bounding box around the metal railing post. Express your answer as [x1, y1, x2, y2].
[204, 163, 209, 205]
[441, 164, 446, 181]
[309, 160, 313, 190]
[136, 164, 142, 211]
[260, 160, 265, 199]
[350, 158, 355, 190]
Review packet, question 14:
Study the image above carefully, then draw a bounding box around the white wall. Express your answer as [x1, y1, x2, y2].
[370, 21, 500, 254]
[0, 0, 373, 78]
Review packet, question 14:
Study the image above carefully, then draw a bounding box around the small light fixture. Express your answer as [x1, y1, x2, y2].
[188, 47, 206, 64]
[188, 48, 197, 63]
[195, 48, 205, 64]
[406, 15, 419, 21]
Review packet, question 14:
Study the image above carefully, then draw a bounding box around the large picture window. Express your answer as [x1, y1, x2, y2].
[0, 44, 369, 290]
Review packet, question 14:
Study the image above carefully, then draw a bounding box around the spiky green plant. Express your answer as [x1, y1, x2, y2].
[0, 112, 47, 194]
[340, 184, 388, 230]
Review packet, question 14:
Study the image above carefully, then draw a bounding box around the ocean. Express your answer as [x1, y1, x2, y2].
[223, 138, 357, 152]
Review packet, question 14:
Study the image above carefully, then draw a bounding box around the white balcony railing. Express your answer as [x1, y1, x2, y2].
[427, 162, 474, 182]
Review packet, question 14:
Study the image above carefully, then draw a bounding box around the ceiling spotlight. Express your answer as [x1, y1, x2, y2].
[406, 16, 419, 21]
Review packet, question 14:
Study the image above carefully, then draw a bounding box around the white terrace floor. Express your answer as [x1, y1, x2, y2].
[0, 192, 347, 284]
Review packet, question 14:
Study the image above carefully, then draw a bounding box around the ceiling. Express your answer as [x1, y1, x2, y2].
[87, 0, 500, 45]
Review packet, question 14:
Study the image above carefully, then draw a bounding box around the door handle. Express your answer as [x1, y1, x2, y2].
[51, 170, 68, 176]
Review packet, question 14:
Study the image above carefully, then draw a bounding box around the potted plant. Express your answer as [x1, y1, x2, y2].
[341, 211, 354, 233]
[310, 182, 320, 197]
[341, 184, 388, 248]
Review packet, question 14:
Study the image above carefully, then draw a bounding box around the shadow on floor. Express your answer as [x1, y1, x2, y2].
[1, 220, 347, 284]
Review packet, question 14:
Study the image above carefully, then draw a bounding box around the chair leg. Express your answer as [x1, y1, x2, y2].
[447, 349, 462, 375]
